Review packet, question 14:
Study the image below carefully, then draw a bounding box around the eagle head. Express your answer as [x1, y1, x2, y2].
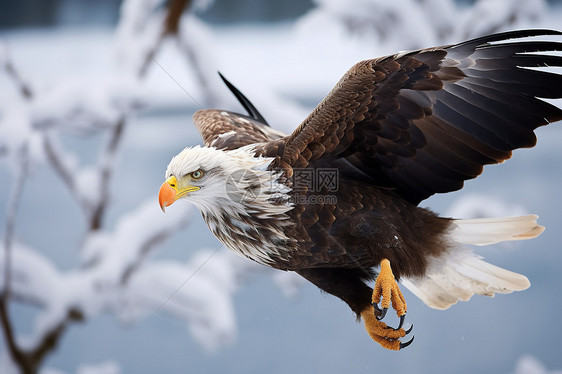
[158, 145, 286, 217]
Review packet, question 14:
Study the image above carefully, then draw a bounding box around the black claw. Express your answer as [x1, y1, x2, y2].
[394, 314, 405, 330]
[399, 336, 415, 350]
[405, 324, 414, 335]
[372, 302, 386, 320]
[376, 307, 387, 321]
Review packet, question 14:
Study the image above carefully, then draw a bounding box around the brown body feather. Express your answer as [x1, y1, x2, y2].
[283, 181, 452, 276]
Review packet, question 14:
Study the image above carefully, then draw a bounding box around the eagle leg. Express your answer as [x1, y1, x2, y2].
[372, 259, 407, 323]
[294, 267, 413, 350]
[360, 305, 414, 351]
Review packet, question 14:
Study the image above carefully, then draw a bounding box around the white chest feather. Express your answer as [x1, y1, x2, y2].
[203, 207, 295, 266]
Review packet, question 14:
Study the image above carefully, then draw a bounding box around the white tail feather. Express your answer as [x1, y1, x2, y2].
[402, 215, 541, 310]
[449, 214, 544, 246]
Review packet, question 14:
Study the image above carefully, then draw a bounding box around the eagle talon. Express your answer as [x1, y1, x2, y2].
[404, 323, 413, 335]
[375, 305, 387, 320]
[399, 336, 415, 350]
[394, 314, 406, 330]
[361, 305, 413, 351]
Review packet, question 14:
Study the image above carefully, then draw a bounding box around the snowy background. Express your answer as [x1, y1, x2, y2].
[1, 0, 562, 373]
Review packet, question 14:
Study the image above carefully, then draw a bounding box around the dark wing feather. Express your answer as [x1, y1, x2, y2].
[218, 72, 270, 125]
[260, 29, 562, 204]
[193, 110, 285, 151]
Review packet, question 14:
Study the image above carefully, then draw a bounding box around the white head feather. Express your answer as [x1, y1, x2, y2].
[165, 145, 286, 212]
[164, 145, 294, 264]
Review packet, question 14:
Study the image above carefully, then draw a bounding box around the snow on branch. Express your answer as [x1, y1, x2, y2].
[114, 0, 169, 76]
[122, 248, 258, 351]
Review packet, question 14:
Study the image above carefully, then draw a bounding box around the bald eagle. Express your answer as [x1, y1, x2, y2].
[159, 30, 562, 350]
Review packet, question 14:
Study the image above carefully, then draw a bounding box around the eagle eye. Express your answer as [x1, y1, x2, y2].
[190, 169, 204, 179]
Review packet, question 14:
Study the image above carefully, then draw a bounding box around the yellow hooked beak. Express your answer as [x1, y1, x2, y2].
[158, 175, 200, 212]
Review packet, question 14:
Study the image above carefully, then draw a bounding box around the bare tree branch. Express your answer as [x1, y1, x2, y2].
[43, 133, 77, 196]
[28, 308, 84, 373]
[90, 116, 126, 231]
[164, 0, 193, 36]
[137, 0, 193, 77]
[0, 143, 30, 372]
[1, 45, 33, 99]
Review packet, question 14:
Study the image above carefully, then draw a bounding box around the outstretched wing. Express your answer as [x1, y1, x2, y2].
[261, 29, 562, 205]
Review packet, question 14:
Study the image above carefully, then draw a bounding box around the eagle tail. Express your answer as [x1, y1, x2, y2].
[401, 215, 542, 310]
[447, 214, 544, 246]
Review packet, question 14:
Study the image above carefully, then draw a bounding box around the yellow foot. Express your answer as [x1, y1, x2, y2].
[360, 305, 414, 351]
[372, 259, 407, 323]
